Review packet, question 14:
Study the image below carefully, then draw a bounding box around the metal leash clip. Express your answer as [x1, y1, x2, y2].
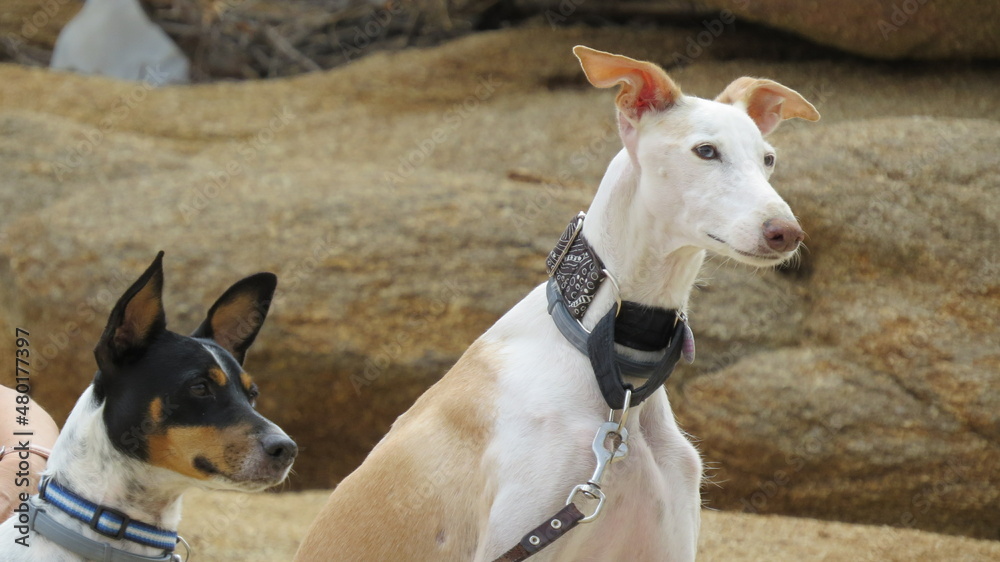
[566, 390, 632, 523]
[171, 535, 191, 562]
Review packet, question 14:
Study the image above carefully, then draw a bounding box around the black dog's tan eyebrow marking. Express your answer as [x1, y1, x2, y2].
[240, 372, 255, 393]
[148, 397, 165, 424]
[208, 367, 228, 387]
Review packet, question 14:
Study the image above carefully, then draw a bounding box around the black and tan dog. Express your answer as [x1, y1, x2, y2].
[0, 252, 296, 561]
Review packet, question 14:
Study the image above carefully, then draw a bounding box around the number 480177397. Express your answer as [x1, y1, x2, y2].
[14, 328, 31, 416]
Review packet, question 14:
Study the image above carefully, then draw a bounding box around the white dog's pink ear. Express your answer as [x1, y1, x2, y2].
[573, 45, 682, 124]
[715, 77, 820, 135]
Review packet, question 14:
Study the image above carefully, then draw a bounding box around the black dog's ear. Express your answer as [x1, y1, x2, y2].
[191, 272, 277, 365]
[94, 252, 167, 373]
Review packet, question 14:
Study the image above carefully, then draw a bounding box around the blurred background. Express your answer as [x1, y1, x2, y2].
[1, 0, 998, 559]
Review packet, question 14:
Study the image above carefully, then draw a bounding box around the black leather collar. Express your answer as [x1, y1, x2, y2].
[614, 301, 678, 351]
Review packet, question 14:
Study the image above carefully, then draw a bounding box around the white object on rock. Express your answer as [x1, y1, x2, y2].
[51, 0, 190, 85]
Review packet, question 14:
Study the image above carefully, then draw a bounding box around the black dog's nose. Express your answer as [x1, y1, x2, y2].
[261, 433, 298, 464]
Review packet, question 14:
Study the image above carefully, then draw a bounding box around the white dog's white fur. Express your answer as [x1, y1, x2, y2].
[295, 46, 818, 561]
[51, 0, 189, 84]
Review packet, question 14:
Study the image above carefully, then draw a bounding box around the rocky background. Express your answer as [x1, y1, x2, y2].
[1, 0, 998, 556]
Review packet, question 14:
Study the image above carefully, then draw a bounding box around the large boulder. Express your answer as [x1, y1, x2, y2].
[0, 0, 80, 58]
[179, 488, 1000, 560]
[0, 26, 997, 538]
[679, 116, 1000, 539]
[698, 0, 1000, 60]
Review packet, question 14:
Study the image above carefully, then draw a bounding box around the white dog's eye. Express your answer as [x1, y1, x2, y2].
[693, 143, 718, 160]
[764, 154, 775, 167]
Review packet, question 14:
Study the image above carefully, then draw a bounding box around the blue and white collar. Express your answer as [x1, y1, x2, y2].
[36, 477, 181, 554]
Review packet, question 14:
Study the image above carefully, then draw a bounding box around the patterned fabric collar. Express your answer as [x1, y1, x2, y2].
[545, 212, 695, 360]
[546, 212, 606, 320]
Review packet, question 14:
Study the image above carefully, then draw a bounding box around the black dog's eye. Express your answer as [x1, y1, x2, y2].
[248, 385, 259, 408]
[189, 380, 212, 398]
[764, 154, 776, 167]
[693, 143, 719, 160]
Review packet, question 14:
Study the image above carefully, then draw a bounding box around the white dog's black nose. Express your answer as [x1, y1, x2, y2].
[763, 218, 804, 252]
[262, 433, 298, 465]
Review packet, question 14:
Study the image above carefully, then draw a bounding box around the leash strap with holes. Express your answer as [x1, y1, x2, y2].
[492, 504, 586, 562]
[492, 395, 633, 562]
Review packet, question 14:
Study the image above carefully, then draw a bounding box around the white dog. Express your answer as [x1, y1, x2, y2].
[51, 0, 189, 84]
[296, 46, 818, 561]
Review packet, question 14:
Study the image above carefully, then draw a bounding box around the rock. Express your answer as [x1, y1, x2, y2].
[0, 0, 81, 58]
[179, 488, 1000, 560]
[698, 0, 1000, 60]
[0, 26, 998, 538]
[680, 116, 1000, 539]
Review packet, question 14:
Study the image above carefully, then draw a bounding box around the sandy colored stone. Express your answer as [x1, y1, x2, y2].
[0, 0, 80, 55]
[679, 117, 1000, 539]
[700, 0, 1000, 60]
[177, 488, 1000, 561]
[0, 26, 997, 540]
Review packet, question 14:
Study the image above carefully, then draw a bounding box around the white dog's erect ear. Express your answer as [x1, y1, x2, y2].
[573, 45, 682, 124]
[715, 77, 820, 135]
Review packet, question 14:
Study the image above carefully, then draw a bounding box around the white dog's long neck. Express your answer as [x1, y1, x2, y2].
[42, 386, 185, 540]
[580, 149, 705, 331]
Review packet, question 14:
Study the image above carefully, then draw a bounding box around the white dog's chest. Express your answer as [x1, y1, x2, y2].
[556, 432, 690, 560]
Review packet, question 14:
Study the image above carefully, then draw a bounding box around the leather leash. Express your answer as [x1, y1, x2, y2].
[493, 504, 586, 562]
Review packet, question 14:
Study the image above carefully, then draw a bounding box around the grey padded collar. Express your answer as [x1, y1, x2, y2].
[28, 500, 178, 562]
[546, 278, 670, 379]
